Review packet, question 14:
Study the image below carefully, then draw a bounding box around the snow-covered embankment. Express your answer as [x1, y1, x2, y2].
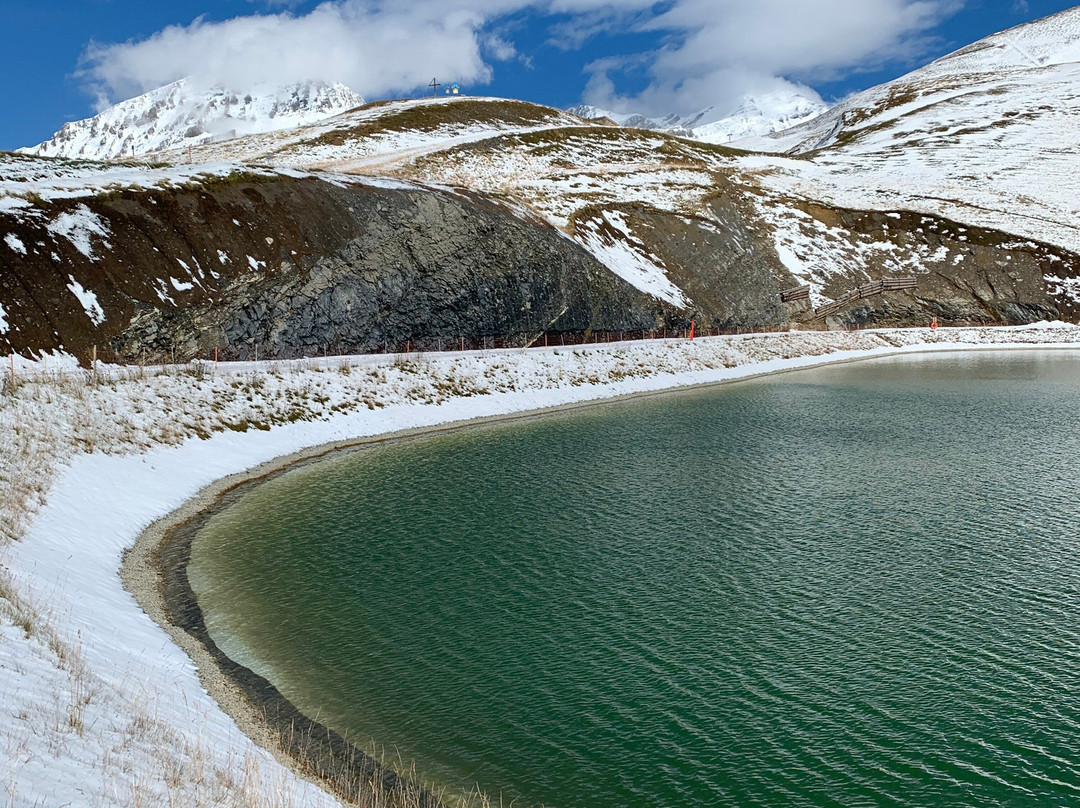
[2, 325, 1078, 807]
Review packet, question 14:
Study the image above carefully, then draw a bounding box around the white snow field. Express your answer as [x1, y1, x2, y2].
[2, 325, 1079, 807]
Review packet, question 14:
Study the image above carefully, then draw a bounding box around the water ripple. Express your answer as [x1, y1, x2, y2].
[191, 351, 1080, 808]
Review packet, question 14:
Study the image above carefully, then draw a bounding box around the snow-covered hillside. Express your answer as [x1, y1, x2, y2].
[148, 95, 589, 173]
[19, 78, 365, 160]
[569, 89, 827, 144]
[732, 7, 1080, 254]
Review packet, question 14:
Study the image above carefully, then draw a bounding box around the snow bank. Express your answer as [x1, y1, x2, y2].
[2, 325, 1079, 807]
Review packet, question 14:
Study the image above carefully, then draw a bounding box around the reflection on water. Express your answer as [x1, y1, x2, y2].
[191, 351, 1080, 808]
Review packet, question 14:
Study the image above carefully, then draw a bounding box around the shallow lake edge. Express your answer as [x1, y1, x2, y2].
[120, 342, 1080, 805]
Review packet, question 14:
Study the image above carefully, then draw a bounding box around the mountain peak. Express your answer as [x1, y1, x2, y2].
[568, 89, 827, 145]
[20, 78, 365, 160]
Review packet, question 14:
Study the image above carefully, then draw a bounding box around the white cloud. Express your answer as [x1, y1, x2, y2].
[583, 0, 964, 115]
[248, 0, 306, 7]
[80, 2, 498, 102]
[79, 0, 964, 116]
[483, 33, 520, 62]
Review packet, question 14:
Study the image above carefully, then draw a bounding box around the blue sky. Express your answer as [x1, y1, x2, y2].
[2, 0, 1076, 151]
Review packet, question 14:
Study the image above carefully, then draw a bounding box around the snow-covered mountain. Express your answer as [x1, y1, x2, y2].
[20, 79, 365, 160]
[568, 90, 828, 144]
[567, 104, 716, 133]
[692, 92, 829, 144]
[732, 6, 1080, 255]
[735, 7, 1080, 156]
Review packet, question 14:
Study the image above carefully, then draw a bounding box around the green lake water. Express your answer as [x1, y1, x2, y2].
[190, 350, 1080, 808]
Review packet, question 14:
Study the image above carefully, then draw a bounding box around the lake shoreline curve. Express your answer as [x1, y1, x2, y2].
[120, 332, 1080, 806]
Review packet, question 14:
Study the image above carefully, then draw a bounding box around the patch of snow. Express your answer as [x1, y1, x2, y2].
[5, 233, 26, 255]
[775, 242, 809, 276]
[46, 205, 111, 260]
[0, 301, 8, 334]
[66, 276, 106, 325]
[247, 256, 265, 271]
[357, 176, 424, 191]
[0, 196, 32, 212]
[579, 214, 688, 307]
[218, 250, 230, 265]
[170, 277, 194, 292]
[153, 279, 176, 305]
[1046, 274, 1080, 304]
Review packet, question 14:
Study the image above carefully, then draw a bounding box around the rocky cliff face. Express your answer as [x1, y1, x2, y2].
[3, 164, 1072, 368]
[0, 172, 690, 363]
[791, 205, 1076, 328]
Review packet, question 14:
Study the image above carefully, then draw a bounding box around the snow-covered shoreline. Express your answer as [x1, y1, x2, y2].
[3, 325, 1079, 807]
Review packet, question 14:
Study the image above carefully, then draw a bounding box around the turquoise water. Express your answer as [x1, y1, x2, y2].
[190, 351, 1080, 807]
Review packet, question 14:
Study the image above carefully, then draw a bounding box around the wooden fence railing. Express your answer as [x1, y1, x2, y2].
[814, 276, 918, 319]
